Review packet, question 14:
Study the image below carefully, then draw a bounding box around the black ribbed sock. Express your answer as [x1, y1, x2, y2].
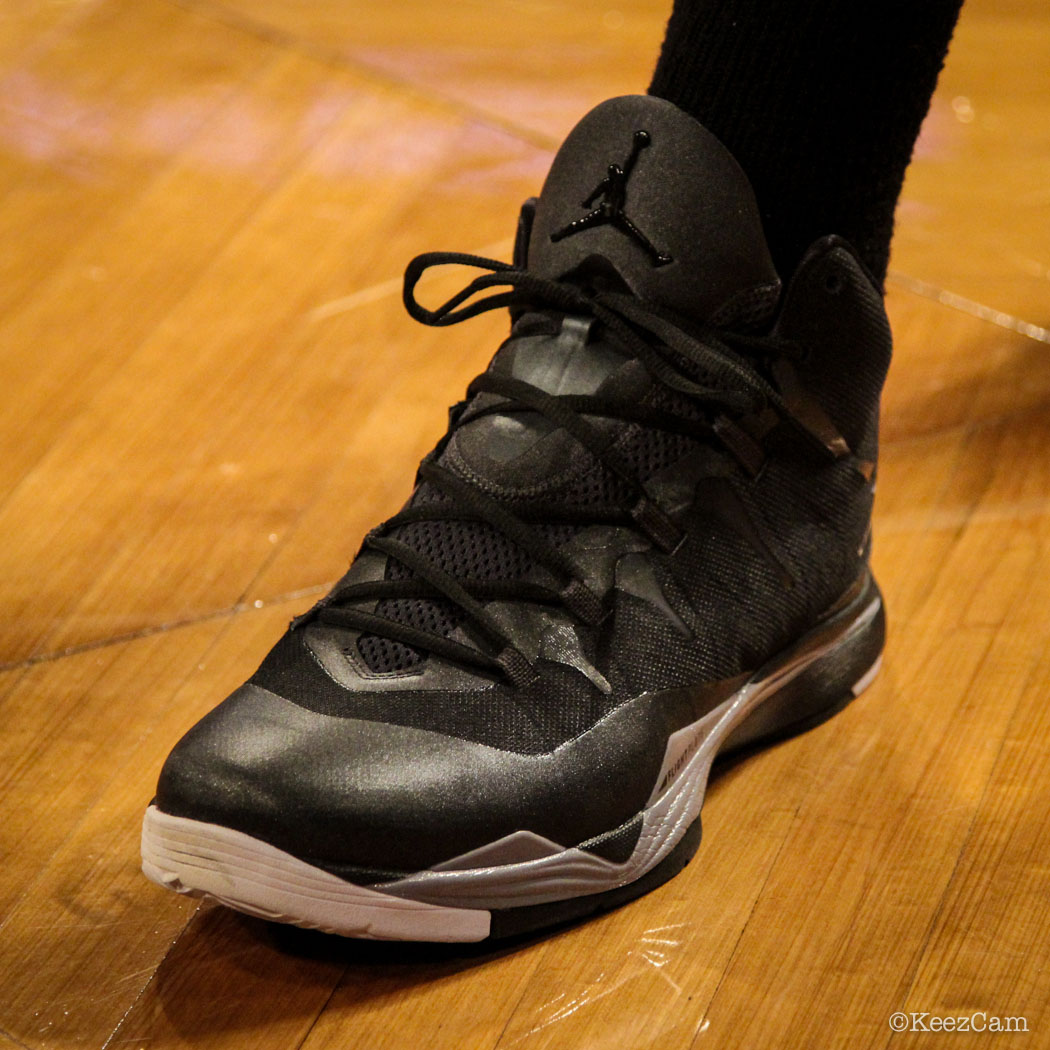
[648, 0, 964, 286]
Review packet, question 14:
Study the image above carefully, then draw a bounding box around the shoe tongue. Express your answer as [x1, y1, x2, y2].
[445, 316, 649, 492]
[445, 97, 780, 493]
[528, 95, 779, 324]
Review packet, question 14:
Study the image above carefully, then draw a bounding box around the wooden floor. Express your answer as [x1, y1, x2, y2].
[1, 0, 1049, 1046]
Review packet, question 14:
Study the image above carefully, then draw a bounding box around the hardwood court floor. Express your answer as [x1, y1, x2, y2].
[0, 1, 1048, 1047]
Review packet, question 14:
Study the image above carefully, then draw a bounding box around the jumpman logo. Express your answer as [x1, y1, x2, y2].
[550, 129, 673, 267]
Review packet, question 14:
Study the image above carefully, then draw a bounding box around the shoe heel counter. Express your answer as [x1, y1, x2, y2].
[780, 237, 892, 467]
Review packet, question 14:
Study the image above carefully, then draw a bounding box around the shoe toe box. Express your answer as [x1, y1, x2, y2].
[154, 682, 673, 874]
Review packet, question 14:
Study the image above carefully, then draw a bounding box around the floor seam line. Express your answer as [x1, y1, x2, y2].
[888, 272, 1050, 344]
[160, 0, 561, 152]
[0, 583, 331, 673]
[0, 1023, 34, 1050]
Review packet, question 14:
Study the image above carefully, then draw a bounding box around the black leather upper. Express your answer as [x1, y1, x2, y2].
[155, 677, 739, 872]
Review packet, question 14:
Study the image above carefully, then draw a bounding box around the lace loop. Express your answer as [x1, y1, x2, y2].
[403, 251, 587, 326]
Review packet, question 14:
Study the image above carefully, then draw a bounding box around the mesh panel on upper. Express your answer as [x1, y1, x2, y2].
[355, 596, 460, 673]
[355, 388, 702, 673]
[616, 425, 697, 480]
[358, 498, 533, 673]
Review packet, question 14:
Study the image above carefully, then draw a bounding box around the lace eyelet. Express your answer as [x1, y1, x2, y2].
[823, 271, 845, 295]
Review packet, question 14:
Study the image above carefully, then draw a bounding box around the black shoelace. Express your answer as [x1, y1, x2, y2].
[300, 252, 844, 687]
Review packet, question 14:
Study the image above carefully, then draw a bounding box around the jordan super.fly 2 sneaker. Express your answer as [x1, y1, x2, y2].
[141, 95, 890, 942]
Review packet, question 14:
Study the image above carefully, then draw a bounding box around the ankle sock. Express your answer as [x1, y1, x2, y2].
[648, 0, 965, 286]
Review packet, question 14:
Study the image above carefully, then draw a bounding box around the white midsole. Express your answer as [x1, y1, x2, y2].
[141, 806, 492, 942]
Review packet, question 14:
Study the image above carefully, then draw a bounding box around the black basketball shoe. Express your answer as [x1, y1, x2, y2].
[141, 95, 890, 942]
